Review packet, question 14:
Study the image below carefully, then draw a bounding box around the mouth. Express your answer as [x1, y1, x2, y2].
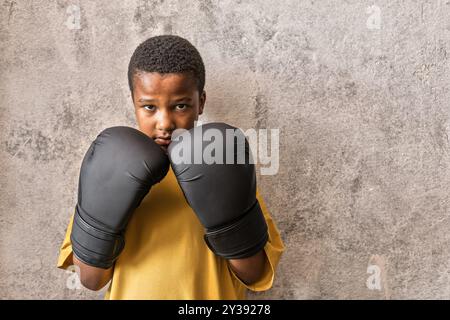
[154, 136, 172, 150]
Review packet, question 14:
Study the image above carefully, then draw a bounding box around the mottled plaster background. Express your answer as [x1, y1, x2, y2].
[0, 0, 449, 299]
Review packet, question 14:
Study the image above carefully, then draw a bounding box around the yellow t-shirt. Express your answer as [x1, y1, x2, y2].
[57, 167, 285, 299]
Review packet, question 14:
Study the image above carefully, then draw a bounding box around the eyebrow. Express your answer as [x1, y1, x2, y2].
[138, 97, 192, 103]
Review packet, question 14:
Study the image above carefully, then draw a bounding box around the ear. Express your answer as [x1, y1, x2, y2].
[198, 90, 206, 115]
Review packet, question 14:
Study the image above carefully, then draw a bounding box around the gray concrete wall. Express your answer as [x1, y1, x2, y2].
[0, 0, 449, 299]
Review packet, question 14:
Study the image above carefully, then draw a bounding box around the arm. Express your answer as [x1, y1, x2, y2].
[228, 250, 267, 285]
[72, 255, 114, 291]
[69, 127, 169, 286]
[168, 123, 269, 275]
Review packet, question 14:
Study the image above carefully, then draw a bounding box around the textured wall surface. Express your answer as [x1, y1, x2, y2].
[1, 0, 449, 299]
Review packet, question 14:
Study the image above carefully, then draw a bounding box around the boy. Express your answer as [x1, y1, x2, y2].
[57, 35, 285, 299]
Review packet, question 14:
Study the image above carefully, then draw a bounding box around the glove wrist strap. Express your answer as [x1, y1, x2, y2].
[204, 200, 268, 259]
[70, 205, 124, 269]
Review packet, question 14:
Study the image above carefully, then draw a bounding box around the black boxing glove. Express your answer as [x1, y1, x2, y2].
[70, 126, 169, 269]
[168, 122, 268, 259]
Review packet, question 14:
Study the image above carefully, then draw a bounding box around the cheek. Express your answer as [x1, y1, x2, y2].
[135, 110, 156, 132]
[173, 110, 199, 129]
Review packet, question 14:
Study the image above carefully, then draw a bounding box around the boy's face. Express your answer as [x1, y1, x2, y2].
[132, 72, 206, 152]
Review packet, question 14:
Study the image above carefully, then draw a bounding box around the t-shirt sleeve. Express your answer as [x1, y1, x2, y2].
[56, 212, 75, 270]
[229, 188, 285, 292]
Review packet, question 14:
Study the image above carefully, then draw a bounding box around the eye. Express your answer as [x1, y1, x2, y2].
[175, 104, 187, 110]
[175, 104, 188, 111]
[143, 105, 155, 111]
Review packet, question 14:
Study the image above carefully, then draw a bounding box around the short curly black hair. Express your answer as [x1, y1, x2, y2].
[128, 35, 205, 97]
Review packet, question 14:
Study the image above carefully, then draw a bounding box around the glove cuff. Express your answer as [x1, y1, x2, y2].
[204, 200, 268, 259]
[70, 204, 125, 269]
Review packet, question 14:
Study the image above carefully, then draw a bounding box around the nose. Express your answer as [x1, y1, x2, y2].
[155, 108, 175, 133]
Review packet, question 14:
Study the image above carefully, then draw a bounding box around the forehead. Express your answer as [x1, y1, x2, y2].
[133, 72, 196, 96]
